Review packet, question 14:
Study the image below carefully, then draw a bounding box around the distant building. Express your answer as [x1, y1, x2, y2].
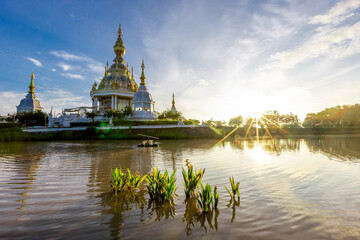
[131, 60, 157, 120]
[17, 72, 43, 113]
[171, 93, 177, 114]
[90, 24, 139, 112]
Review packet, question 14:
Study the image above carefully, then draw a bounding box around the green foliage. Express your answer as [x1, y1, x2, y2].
[228, 116, 243, 127]
[157, 109, 182, 120]
[110, 168, 128, 195]
[184, 119, 200, 125]
[303, 104, 360, 127]
[146, 168, 177, 202]
[112, 119, 179, 126]
[110, 168, 147, 195]
[16, 111, 48, 127]
[122, 106, 134, 118]
[0, 123, 22, 129]
[197, 183, 213, 213]
[127, 169, 147, 190]
[213, 185, 219, 209]
[85, 111, 98, 122]
[224, 176, 240, 199]
[182, 159, 205, 198]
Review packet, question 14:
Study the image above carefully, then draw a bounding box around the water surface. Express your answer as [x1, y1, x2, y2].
[0, 137, 360, 239]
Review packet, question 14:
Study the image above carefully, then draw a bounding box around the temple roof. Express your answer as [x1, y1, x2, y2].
[17, 72, 43, 113]
[91, 24, 138, 96]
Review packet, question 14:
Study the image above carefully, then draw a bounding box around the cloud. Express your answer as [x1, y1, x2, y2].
[0, 91, 25, 114]
[50, 50, 90, 61]
[308, 0, 360, 25]
[51, 68, 56, 72]
[60, 73, 84, 80]
[263, 21, 360, 70]
[87, 63, 104, 75]
[57, 63, 74, 71]
[26, 57, 43, 67]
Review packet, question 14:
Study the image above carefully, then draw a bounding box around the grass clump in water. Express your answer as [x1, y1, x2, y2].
[224, 176, 240, 199]
[197, 183, 219, 213]
[146, 167, 177, 202]
[182, 158, 205, 198]
[110, 168, 147, 195]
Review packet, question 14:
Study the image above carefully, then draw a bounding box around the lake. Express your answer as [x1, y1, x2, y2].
[0, 136, 360, 239]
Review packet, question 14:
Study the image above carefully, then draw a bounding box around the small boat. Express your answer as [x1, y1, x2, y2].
[137, 134, 160, 147]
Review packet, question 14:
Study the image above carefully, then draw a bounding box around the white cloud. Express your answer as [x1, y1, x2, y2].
[51, 68, 56, 72]
[50, 50, 90, 61]
[87, 63, 104, 74]
[263, 21, 360, 70]
[60, 73, 84, 80]
[57, 63, 74, 71]
[308, 0, 360, 25]
[0, 91, 24, 114]
[26, 57, 43, 67]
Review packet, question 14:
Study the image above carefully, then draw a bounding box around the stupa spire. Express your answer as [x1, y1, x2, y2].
[29, 72, 35, 94]
[113, 24, 126, 57]
[140, 59, 146, 86]
[172, 93, 175, 108]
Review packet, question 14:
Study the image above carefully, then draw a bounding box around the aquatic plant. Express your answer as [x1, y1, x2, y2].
[213, 185, 219, 209]
[110, 168, 147, 194]
[110, 168, 128, 195]
[146, 168, 177, 201]
[127, 169, 147, 190]
[224, 176, 240, 199]
[182, 159, 205, 198]
[197, 183, 213, 213]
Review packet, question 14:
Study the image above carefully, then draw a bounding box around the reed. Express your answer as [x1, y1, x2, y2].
[146, 167, 177, 201]
[110, 168, 128, 195]
[182, 159, 205, 198]
[224, 176, 240, 199]
[110, 168, 147, 195]
[197, 183, 213, 213]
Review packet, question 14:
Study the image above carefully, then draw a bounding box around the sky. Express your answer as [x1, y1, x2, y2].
[0, 0, 359, 121]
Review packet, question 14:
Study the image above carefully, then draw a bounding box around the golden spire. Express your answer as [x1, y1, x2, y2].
[104, 64, 108, 77]
[113, 24, 126, 57]
[172, 93, 175, 108]
[117, 24, 123, 36]
[131, 67, 134, 80]
[140, 59, 146, 86]
[29, 72, 35, 94]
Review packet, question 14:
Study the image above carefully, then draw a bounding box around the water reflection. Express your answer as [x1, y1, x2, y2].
[230, 136, 360, 161]
[306, 136, 360, 161]
[226, 198, 240, 223]
[100, 191, 147, 239]
[147, 198, 176, 222]
[182, 198, 219, 235]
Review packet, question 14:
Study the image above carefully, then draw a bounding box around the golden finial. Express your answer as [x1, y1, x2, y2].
[117, 24, 123, 36]
[131, 67, 134, 79]
[140, 59, 146, 86]
[104, 64, 108, 77]
[29, 71, 35, 94]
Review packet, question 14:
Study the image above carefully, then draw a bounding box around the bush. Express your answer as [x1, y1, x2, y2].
[0, 123, 23, 129]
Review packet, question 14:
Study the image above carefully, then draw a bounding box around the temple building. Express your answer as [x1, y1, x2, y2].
[17, 72, 43, 113]
[90, 25, 138, 112]
[131, 60, 157, 120]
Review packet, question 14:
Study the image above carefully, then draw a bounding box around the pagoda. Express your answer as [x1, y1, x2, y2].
[17, 72, 43, 113]
[90, 24, 138, 112]
[131, 60, 157, 120]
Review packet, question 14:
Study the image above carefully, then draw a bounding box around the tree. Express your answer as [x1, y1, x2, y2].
[157, 110, 182, 120]
[228, 116, 243, 127]
[16, 111, 48, 127]
[85, 111, 98, 122]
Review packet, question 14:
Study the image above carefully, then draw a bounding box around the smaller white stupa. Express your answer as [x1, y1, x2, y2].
[131, 60, 157, 120]
[17, 72, 43, 113]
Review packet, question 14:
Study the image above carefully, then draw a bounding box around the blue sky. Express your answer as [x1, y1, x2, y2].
[0, 0, 359, 121]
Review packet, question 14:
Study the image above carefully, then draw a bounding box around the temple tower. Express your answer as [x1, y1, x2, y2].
[17, 72, 43, 113]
